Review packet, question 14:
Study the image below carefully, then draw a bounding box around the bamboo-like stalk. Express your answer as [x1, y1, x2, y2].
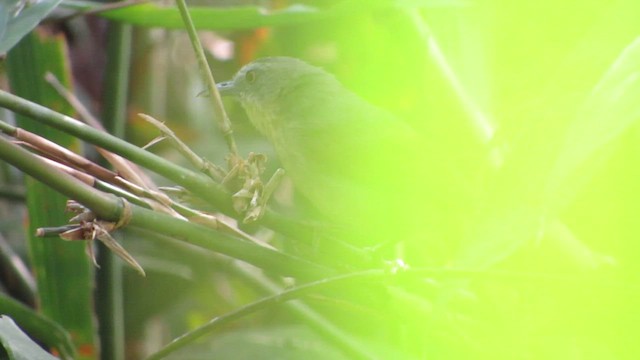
[175, 0, 239, 160]
[95, 21, 130, 360]
[0, 135, 331, 279]
[5, 30, 97, 360]
[0, 89, 370, 262]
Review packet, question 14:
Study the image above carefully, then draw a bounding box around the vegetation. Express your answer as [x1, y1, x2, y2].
[0, 0, 638, 359]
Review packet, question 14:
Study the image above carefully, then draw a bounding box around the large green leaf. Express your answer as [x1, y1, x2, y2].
[98, 3, 331, 30]
[6, 31, 96, 360]
[0, 316, 59, 360]
[95, 1, 453, 30]
[0, 295, 75, 360]
[0, 0, 63, 55]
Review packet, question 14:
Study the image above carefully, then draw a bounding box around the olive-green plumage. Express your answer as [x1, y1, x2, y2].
[218, 57, 424, 247]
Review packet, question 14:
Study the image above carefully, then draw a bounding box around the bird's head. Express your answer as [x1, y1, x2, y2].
[217, 57, 341, 130]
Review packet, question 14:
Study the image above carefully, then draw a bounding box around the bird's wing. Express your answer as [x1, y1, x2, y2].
[288, 103, 422, 187]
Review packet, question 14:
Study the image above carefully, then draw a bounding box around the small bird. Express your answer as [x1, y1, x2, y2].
[217, 57, 426, 250]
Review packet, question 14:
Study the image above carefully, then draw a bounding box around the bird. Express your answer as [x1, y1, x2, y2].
[217, 56, 427, 253]
[217, 58, 440, 352]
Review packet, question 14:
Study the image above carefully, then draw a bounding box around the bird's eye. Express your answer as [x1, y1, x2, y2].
[245, 70, 257, 84]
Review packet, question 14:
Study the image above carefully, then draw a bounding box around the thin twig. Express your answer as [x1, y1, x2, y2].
[45, 72, 156, 190]
[174, 0, 240, 161]
[139, 113, 227, 181]
[146, 261, 631, 360]
[146, 269, 386, 360]
[0, 89, 369, 263]
[3, 117, 180, 216]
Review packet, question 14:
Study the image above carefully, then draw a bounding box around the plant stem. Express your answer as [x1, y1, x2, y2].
[146, 269, 386, 360]
[175, 0, 239, 160]
[0, 89, 370, 264]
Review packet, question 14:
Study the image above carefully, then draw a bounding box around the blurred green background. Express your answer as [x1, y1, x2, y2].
[119, 1, 640, 357]
[1, 0, 639, 359]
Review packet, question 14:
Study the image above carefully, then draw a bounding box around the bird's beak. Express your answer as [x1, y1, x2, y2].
[216, 81, 237, 96]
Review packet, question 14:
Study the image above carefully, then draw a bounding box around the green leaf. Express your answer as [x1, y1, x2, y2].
[6, 30, 96, 360]
[0, 0, 64, 55]
[0, 316, 59, 360]
[95, 1, 456, 30]
[97, 3, 322, 30]
[0, 295, 75, 360]
[546, 36, 640, 208]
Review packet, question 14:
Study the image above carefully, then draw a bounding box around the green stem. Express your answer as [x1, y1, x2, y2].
[128, 227, 372, 360]
[0, 136, 331, 279]
[97, 18, 133, 360]
[175, 0, 239, 159]
[0, 234, 36, 306]
[146, 269, 385, 360]
[0, 88, 230, 210]
[0, 89, 370, 263]
[0, 295, 76, 360]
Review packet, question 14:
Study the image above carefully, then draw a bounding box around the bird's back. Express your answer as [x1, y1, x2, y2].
[274, 82, 427, 247]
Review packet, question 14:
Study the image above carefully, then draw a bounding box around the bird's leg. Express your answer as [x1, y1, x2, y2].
[230, 153, 284, 223]
[246, 167, 285, 222]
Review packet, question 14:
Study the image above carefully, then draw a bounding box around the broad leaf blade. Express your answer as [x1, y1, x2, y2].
[0, 0, 64, 55]
[0, 316, 59, 360]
